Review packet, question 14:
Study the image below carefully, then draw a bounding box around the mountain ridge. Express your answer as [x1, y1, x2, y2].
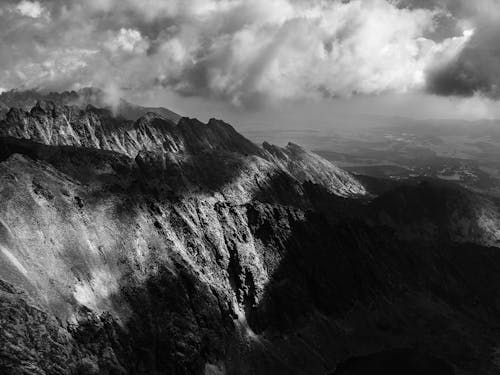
[1, 91, 500, 374]
[0, 99, 367, 200]
[0, 87, 182, 123]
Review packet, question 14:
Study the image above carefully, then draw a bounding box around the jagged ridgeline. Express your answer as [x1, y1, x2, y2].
[1, 91, 500, 375]
[0, 88, 181, 123]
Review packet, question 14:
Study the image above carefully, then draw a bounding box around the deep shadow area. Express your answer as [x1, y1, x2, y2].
[0, 136, 258, 200]
[330, 349, 455, 375]
[244, 199, 500, 374]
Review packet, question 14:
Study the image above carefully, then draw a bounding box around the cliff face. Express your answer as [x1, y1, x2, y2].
[1, 98, 500, 375]
[0, 100, 367, 375]
[0, 101, 366, 200]
[0, 88, 182, 123]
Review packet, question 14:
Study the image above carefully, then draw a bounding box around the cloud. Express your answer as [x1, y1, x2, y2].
[0, 0, 478, 107]
[105, 28, 149, 54]
[16, 1, 45, 18]
[409, 0, 500, 99]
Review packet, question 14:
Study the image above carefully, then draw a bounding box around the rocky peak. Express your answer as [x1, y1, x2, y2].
[4, 106, 27, 124]
[3, 90, 500, 375]
[0, 103, 367, 200]
[0, 87, 182, 123]
[263, 140, 367, 198]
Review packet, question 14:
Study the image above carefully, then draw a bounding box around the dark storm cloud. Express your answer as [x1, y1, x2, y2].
[0, 0, 477, 107]
[427, 43, 500, 98]
[426, 25, 500, 98]
[397, 0, 500, 99]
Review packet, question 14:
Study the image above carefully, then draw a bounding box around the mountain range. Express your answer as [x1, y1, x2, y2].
[0, 88, 182, 123]
[1, 90, 500, 374]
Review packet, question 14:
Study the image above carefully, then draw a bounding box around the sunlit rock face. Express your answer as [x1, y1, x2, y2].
[0, 101, 367, 201]
[1, 97, 500, 375]
[0, 88, 182, 123]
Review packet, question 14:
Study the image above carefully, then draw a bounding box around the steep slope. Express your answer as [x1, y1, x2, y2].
[1, 99, 500, 375]
[0, 88, 182, 123]
[2, 150, 500, 374]
[369, 180, 500, 247]
[241, 204, 500, 375]
[263, 142, 367, 198]
[0, 103, 365, 374]
[0, 101, 366, 200]
[0, 102, 255, 157]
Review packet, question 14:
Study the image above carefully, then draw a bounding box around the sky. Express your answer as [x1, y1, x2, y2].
[1, 0, 500, 128]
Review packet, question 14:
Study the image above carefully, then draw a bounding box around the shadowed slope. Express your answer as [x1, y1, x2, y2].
[1, 98, 500, 375]
[0, 101, 366, 200]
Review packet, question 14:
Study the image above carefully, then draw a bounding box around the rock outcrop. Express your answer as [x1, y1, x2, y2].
[0, 96, 500, 375]
[0, 88, 182, 123]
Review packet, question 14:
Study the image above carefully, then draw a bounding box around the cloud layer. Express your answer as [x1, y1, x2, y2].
[0, 0, 481, 107]
[423, 0, 500, 99]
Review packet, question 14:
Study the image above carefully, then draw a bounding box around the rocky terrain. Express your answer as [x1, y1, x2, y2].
[0, 88, 181, 123]
[1, 92, 500, 374]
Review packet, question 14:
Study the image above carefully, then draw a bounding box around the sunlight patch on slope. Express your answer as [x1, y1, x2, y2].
[0, 244, 28, 276]
[74, 269, 118, 310]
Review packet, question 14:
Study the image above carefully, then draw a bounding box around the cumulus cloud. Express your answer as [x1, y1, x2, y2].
[105, 28, 149, 54]
[0, 0, 480, 107]
[16, 0, 45, 18]
[408, 0, 500, 99]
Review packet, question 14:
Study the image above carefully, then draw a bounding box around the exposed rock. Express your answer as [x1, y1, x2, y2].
[0, 88, 182, 123]
[263, 142, 367, 198]
[0, 95, 500, 375]
[0, 102, 366, 200]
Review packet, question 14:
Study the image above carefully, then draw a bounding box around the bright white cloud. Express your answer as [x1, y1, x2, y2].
[0, 0, 475, 108]
[105, 28, 149, 54]
[150, 0, 473, 106]
[16, 0, 44, 18]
